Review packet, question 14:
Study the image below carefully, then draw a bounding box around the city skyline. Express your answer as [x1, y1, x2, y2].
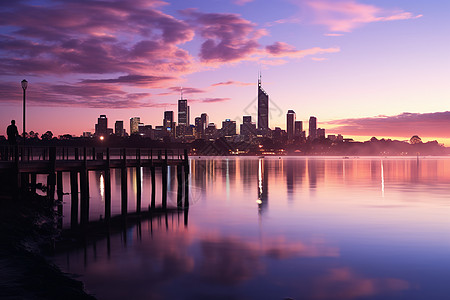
[1, 1, 449, 144]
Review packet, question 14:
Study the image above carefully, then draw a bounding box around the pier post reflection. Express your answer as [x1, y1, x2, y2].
[80, 147, 89, 225]
[177, 164, 183, 207]
[136, 149, 142, 214]
[70, 171, 78, 228]
[121, 148, 128, 216]
[104, 149, 111, 219]
[162, 150, 168, 209]
[184, 149, 189, 208]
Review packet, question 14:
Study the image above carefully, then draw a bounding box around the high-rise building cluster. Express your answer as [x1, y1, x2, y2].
[89, 74, 341, 143]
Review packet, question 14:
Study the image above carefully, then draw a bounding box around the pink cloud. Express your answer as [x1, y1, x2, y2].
[325, 111, 450, 138]
[0, 81, 167, 109]
[81, 75, 175, 86]
[0, 0, 195, 78]
[265, 16, 302, 27]
[266, 42, 340, 58]
[181, 9, 265, 63]
[190, 98, 232, 103]
[158, 86, 207, 96]
[304, 0, 422, 33]
[211, 81, 253, 87]
[234, 0, 254, 5]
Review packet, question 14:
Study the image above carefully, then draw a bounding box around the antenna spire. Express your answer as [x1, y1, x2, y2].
[180, 86, 183, 100]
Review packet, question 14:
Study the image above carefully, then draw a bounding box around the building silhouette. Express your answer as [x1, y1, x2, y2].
[205, 123, 217, 139]
[95, 115, 107, 137]
[139, 124, 153, 138]
[309, 116, 317, 140]
[286, 110, 295, 141]
[115, 120, 124, 137]
[294, 121, 303, 137]
[221, 119, 236, 137]
[200, 113, 208, 138]
[240, 115, 257, 140]
[194, 117, 202, 139]
[317, 128, 325, 139]
[258, 74, 269, 133]
[163, 111, 174, 137]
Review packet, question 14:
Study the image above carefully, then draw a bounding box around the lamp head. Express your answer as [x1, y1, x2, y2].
[21, 79, 28, 90]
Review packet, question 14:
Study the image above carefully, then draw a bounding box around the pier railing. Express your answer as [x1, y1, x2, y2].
[0, 146, 186, 163]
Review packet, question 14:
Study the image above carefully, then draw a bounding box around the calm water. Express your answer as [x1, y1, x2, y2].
[51, 157, 450, 299]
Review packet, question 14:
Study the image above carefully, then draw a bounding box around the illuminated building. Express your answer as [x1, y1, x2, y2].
[130, 117, 141, 135]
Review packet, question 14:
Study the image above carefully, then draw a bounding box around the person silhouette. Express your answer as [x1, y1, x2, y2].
[7, 120, 19, 145]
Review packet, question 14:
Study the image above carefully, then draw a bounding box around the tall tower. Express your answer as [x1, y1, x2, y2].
[309, 116, 317, 140]
[286, 110, 296, 141]
[200, 113, 208, 135]
[115, 120, 124, 136]
[258, 73, 269, 132]
[95, 115, 107, 136]
[178, 87, 190, 127]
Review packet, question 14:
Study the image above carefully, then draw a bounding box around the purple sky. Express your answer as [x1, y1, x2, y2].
[1, 0, 449, 143]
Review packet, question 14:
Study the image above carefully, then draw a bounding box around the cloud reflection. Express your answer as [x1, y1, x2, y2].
[311, 267, 410, 299]
[197, 235, 339, 285]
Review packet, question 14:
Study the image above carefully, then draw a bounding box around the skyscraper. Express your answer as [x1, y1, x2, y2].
[163, 111, 174, 133]
[178, 99, 189, 126]
[178, 97, 189, 139]
[286, 110, 296, 141]
[95, 115, 107, 136]
[309, 116, 317, 140]
[240, 115, 256, 139]
[194, 117, 202, 139]
[221, 119, 236, 137]
[115, 120, 124, 136]
[200, 113, 208, 137]
[258, 74, 269, 132]
[294, 121, 303, 137]
[130, 117, 140, 135]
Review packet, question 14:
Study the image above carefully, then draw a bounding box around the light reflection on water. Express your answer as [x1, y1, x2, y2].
[52, 157, 450, 299]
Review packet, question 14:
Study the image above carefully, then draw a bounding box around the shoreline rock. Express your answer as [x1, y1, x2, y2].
[0, 191, 96, 299]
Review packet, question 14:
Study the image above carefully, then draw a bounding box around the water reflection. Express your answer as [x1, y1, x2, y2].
[53, 157, 450, 299]
[381, 160, 385, 197]
[99, 174, 105, 201]
[257, 158, 268, 214]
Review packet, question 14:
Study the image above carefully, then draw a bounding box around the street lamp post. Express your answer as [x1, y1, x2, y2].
[21, 79, 28, 139]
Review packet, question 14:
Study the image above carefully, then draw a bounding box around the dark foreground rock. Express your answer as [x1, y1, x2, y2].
[0, 191, 96, 300]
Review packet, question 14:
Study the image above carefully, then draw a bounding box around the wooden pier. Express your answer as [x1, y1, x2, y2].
[0, 146, 190, 226]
